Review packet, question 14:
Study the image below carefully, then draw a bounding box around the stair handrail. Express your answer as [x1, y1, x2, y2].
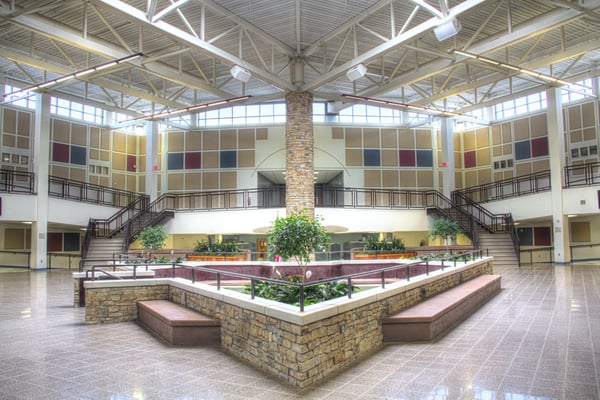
[423, 190, 475, 241]
[122, 193, 179, 246]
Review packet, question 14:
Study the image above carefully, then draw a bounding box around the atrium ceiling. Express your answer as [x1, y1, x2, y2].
[1, 0, 600, 124]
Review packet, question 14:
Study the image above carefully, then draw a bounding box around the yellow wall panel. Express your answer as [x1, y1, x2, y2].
[398, 129, 414, 148]
[381, 170, 398, 187]
[185, 173, 202, 190]
[477, 149, 490, 166]
[415, 130, 432, 149]
[238, 129, 255, 149]
[381, 129, 397, 148]
[220, 171, 237, 189]
[363, 128, 380, 148]
[364, 170, 381, 187]
[515, 163, 532, 176]
[345, 149, 362, 166]
[112, 173, 126, 189]
[417, 170, 433, 188]
[5, 228, 25, 249]
[530, 114, 547, 137]
[53, 119, 70, 143]
[513, 118, 529, 140]
[381, 150, 398, 166]
[168, 173, 184, 191]
[203, 131, 219, 150]
[70, 167, 86, 182]
[463, 130, 475, 151]
[51, 165, 69, 179]
[238, 150, 255, 168]
[113, 131, 126, 152]
[221, 129, 237, 150]
[17, 112, 30, 136]
[476, 128, 489, 148]
[345, 128, 362, 147]
[568, 106, 581, 130]
[399, 170, 416, 187]
[168, 131, 185, 152]
[71, 123, 87, 145]
[203, 152, 219, 168]
[3, 109, 16, 133]
[202, 172, 218, 189]
[582, 102, 595, 127]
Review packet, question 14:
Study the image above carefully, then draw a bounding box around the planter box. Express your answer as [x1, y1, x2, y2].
[187, 254, 249, 262]
[351, 252, 417, 260]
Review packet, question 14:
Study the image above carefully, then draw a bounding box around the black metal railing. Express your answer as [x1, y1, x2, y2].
[0, 169, 35, 193]
[564, 162, 600, 188]
[48, 176, 143, 208]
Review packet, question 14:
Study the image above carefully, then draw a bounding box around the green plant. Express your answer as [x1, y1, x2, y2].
[243, 274, 358, 306]
[267, 211, 330, 282]
[136, 226, 168, 250]
[362, 235, 406, 253]
[427, 217, 462, 251]
[193, 237, 240, 255]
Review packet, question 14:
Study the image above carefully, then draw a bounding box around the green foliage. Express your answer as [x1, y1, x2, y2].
[243, 274, 358, 306]
[362, 235, 406, 253]
[267, 211, 330, 267]
[193, 237, 240, 255]
[136, 226, 168, 250]
[427, 217, 462, 244]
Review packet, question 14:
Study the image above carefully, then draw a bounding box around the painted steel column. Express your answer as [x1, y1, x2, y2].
[31, 93, 51, 270]
[440, 117, 455, 198]
[145, 121, 159, 202]
[546, 87, 571, 263]
[285, 91, 314, 218]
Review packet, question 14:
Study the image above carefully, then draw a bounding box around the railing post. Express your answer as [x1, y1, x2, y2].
[347, 277, 352, 298]
[250, 279, 255, 299]
[381, 271, 386, 288]
[300, 285, 305, 312]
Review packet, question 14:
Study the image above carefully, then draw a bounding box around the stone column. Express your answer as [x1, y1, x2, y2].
[440, 117, 455, 198]
[285, 91, 314, 218]
[145, 121, 159, 202]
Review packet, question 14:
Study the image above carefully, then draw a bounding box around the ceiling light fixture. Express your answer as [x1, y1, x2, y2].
[341, 94, 465, 118]
[2, 52, 144, 99]
[124, 95, 252, 123]
[454, 50, 591, 91]
[434, 18, 461, 41]
[230, 65, 251, 83]
[346, 64, 367, 82]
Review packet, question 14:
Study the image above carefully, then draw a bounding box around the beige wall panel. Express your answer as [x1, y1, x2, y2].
[101, 129, 110, 149]
[256, 128, 268, 140]
[238, 129, 255, 149]
[332, 127, 344, 139]
[454, 152, 461, 168]
[415, 130, 432, 149]
[582, 102, 595, 127]
[70, 167, 86, 182]
[113, 132, 126, 152]
[571, 221, 591, 242]
[100, 150, 110, 162]
[491, 125, 501, 145]
[381, 150, 398, 166]
[532, 159, 549, 172]
[2, 135, 15, 147]
[381, 170, 398, 187]
[494, 172, 504, 182]
[90, 128, 100, 148]
[345, 128, 362, 147]
[220, 171, 237, 189]
[503, 170, 514, 180]
[453, 132, 459, 149]
[583, 127, 596, 141]
[238, 150, 255, 168]
[88, 175, 99, 185]
[399, 170, 416, 187]
[112, 153, 126, 171]
[186, 131, 202, 151]
[168, 173, 184, 191]
[398, 129, 414, 148]
[138, 155, 146, 173]
[515, 163, 532, 176]
[477, 169, 491, 185]
[417, 170, 433, 188]
[364, 170, 381, 187]
[203, 152, 219, 168]
[493, 146, 503, 157]
[51, 165, 69, 179]
[137, 177, 145, 193]
[203, 131, 219, 150]
[463, 130, 475, 151]
[3, 109, 16, 133]
[112, 173, 126, 189]
[503, 144, 512, 155]
[202, 172, 218, 189]
[477, 149, 490, 166]
[530, 114, 547, 137]
[17, 112, 30, 136]
[5, 228, 25, 249]
[16, 137, 29, 149]
[168, 131, 185, 152]
[71, 123, 87, 145]
[127, 134, 136, 153]
[501, 123, 512, 143]
[568, 106, 581, 130]
[464, 170, 478, 187]
[513, 118, 530, 140]
[345, 149, 362, 166]
[363, 128, 380, 148]
[570, 130, 583, 143]
[381, 129, 397, 148]
[127, 175, 136, 191]
[53, 119, 70, 143]
[185, 173, 202, 190]
[221, 130, 237, 150]
[476, 128, 489, 148]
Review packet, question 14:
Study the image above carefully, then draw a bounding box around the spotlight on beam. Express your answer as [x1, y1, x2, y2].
[346, 64, 367, 82]
[230, 65, 251, 83]
[434, 18, 461, 41]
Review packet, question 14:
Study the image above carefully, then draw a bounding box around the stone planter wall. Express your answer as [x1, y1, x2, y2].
[83, 258, 494, 388]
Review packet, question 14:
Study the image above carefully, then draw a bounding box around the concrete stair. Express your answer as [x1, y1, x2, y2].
[476, 227, 519, 268]
[82, 237, 125, 268]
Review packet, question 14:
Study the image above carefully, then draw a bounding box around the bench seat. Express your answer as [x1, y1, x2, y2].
[137, 300, 221, 345]
[382, 274, 501, 342]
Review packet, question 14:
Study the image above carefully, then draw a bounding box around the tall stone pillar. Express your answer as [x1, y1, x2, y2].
[145, 121, 159, 202]
[547, 87, 570, 263]
[285, 91, 314, 218]
[31, 93, 51, 270]
[440, 117, 455, 198]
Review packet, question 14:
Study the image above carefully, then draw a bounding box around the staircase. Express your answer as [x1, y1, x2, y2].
[81, 236, 125, 269]
[476, 227, 520, 268]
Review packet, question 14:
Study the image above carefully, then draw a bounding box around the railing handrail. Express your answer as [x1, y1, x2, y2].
[0, 168, 35, 194]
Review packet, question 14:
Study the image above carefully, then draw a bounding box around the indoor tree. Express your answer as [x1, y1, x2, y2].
[136, 225, 168, 251]
[427, 217, 462, 253]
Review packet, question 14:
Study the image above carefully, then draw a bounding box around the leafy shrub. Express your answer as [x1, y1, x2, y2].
[362, 235, 406, 253]
[136, 226, 168, 250]
[193, 237, 240, 255]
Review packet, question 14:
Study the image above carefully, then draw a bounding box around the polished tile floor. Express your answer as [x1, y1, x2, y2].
[0, 262, 599, 400]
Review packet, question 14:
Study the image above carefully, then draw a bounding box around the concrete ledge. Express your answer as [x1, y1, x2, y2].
[382, 274, 501, 342]
[137, 300, 221, 345]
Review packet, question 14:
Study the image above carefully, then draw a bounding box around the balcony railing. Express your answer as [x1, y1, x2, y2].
[0, 169, 35, 193]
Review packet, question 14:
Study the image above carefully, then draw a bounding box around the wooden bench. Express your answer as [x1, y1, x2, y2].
[137, 300, 221, 346]
[382, 274, 501, 342]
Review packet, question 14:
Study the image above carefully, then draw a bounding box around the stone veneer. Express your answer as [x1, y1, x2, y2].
[285, 91, 314, 217]
[84, 258, 494, 388]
